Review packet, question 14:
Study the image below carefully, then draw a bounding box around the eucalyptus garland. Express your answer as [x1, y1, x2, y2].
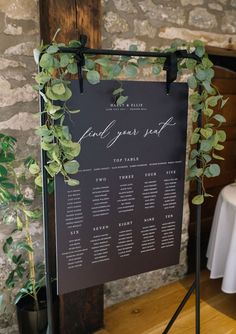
[33, 38, 228, 205]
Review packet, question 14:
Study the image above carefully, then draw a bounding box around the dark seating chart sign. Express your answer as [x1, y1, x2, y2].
[55, 80, 188, 295]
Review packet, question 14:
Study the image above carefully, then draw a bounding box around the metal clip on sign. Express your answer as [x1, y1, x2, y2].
[164, 53, 178, 95]
[75, 35, 87, 94]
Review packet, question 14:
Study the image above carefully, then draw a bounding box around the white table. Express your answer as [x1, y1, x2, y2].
[206, 183, 236, 293]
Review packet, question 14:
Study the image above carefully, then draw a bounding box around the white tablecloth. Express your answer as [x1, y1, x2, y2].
[206, 184, 236, 293]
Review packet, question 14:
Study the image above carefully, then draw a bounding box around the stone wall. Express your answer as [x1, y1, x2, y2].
[102, 0, 236, 307]
[102, 0, 236, 50]
[0, 1, 40, 333]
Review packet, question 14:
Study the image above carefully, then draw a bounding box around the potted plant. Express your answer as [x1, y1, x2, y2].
[0, 133, 48, 334]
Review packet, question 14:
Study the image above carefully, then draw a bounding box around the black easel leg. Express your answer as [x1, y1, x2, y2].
[195, 86, 202, 334]
[162, 281, 196, 334]
[40, 96, 55, 334]
[195, 186, 202, 334]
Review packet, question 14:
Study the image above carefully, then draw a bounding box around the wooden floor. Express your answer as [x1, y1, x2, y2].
[96, 271, 236, 334]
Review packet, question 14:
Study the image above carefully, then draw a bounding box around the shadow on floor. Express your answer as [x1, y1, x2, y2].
[180, 270, 236, 321]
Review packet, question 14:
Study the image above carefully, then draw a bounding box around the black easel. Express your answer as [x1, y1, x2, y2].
[39, 35, 201, 334]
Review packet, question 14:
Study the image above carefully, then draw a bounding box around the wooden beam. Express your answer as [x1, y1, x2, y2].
[39, 0, 78, 43]
[39, 0, 101, 46]
[39, 1, 103, 333]
[76, 0, 101, 48]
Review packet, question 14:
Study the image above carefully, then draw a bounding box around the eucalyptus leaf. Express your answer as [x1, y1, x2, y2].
[113, 88, 124, 96]
[192, 194, 204, 205]
[46, 86, 72, 101]
[206, 96, 221, 107]
[200, 139, 212, 152]
[125, 64, 138, 77]
[193, 40, 204, 47]
[202, 81, 215, 95]
[35, 125, 52, 137]
[190, 92, 201, 105]
[65, 178, 80, 186]
[48, 162, 61, 174]
[41, 142, 54, 151]
[213, 114, 226, 123]
[195, 46, 205, 58]
[188, 76, 197, 89]
[152, 64, 161, 75]
[67, 63, 78, 75]
[190, 149, 198, 159]
[202, 154, 212, 163]
[39, 53, 54, 69]
[195, 68, 206, 81]
[60, 54, 70, 67]
[129, 44, 138, 51]
[212, 153, 224, 160]
[46, 45, 59, 54]
[214, 144, 224, 151]
[209, 163, 220, 177]
[191, 133, 200, 145]
[35, 73, 50, 85]
[205, 68, 214, 81]
[85, 59, 95, 70]
[202, 57, 214, 68]
[52, 83, 66, 96]
[35, 175, 42, 187]
[111, 63, 122, 77]
[200, 128, 213, 139]
[116, 95, 128, 105]
[216, 130, 226, 142]
[203, 108, 213, 117]
[64, 160, 80, 174]
[186, 59, 197, 70]
[47, 104, 61, 115]
[138, 58, 149, 66]
[188, 158, 196, 168]
[69, 40, 81, 47]
[87, 70, 100, 84]
[204, 167, 212, 178]
[95, 58, 109, 67]
[192, 110, 199, 122]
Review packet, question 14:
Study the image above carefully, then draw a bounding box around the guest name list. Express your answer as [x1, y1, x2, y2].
[55, 80, 188, 294]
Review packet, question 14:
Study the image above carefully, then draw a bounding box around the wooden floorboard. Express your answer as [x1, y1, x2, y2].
[96, 271, 236, 334]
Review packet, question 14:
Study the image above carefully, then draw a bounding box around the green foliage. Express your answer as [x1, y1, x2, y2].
[0, 135, 44, 309]
[34, 36, 228, 205]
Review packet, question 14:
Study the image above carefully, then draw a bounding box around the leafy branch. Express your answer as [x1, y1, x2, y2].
[34, 37, 227, 204]
[0, 135, 44, 308]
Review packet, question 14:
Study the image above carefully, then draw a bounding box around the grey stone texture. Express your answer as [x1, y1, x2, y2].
[134, 19, 157, 38]
[104, 0, 236, 50]
[221, 10, 236, 33]
[189, 7, 217, 29]
[138, 0, 186, 26]
[231, 0, 236, 7]
[104, 11, 129, 33]
[113, 0, 137, 13]
[208, 3, 223, 11]
[180, 0, 204, 5]
[0, 0, 41, 333]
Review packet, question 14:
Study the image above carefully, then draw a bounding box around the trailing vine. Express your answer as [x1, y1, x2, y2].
[34, 37, 228, 204]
